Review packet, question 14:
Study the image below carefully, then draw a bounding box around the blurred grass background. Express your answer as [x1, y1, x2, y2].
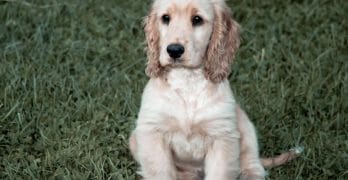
[0, 0, 347, 179]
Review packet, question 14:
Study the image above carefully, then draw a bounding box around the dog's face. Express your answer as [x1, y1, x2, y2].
[156, 0, 214, 68]
[145, 0, 240, 83]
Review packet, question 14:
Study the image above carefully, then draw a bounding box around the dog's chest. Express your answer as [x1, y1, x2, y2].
[164, 69, 218, 163]
[166, 116, 211, 165]
[166, 68, 209, 118]
[170, 128, 211, 167]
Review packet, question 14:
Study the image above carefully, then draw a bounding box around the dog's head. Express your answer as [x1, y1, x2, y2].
[144, 0, 240, 83]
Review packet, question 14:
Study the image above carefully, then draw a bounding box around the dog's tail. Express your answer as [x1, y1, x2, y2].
[261, 146, 304, 168]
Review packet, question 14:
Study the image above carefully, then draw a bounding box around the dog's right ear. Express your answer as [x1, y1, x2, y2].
[143, 10, 164, 78]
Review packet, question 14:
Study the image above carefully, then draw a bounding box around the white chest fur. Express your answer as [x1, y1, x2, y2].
[137, 68, 238, 165]
[166, 68, 210, 121]
[166, 68, 213, 164]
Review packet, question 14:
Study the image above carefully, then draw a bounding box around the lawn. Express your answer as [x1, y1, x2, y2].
[0, 0, 347, 179]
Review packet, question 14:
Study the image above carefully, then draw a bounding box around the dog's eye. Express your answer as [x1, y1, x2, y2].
[161, 14, 170, 25]
[192, 15, 203, 26]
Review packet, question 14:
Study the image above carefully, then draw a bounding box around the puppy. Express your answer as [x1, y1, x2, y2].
[129, 0, 301, 179]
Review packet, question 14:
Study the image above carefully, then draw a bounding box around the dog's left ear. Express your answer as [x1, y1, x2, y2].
[204, 5, 240, 83]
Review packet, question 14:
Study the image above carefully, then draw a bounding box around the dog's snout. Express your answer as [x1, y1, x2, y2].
[167, 44, 185, 59]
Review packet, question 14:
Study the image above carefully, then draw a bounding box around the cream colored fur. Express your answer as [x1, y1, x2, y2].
[131, 67, 266, 179]
[129, 0, 299, 179]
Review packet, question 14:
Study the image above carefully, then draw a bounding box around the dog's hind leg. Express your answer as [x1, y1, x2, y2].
[236, 105, 303, 179]
[236, 105, 266, 180]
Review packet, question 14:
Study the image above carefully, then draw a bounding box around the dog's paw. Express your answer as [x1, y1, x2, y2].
[239, 169, 266, 180]
[239, 175, 265, 180]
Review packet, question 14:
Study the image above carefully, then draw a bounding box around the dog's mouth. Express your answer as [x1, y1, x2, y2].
[163, 57, 185, 68]
[169, 57, 184, 64]
[165, 58, 203, 70]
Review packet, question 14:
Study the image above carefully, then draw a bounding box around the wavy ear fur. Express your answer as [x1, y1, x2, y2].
[144, 10, 164, 78]
[204, 5, 240, 83]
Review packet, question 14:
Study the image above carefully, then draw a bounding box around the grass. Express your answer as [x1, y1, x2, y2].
[0, 0, 347, 179]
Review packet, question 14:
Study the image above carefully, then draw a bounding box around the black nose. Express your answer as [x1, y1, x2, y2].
[167, 44, 185, 59]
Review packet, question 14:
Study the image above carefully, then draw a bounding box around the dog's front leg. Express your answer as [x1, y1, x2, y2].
[204, 137, 240, 180]
[135, 130, 176, 180]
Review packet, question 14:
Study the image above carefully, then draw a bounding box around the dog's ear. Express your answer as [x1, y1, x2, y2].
[204, 5, 240, 83]
[143, 10, 164, 78]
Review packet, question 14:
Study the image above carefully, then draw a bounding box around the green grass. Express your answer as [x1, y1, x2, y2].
[0, 0, 347, 179]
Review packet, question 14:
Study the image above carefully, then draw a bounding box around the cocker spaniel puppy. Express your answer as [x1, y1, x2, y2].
[129, 0, 301, 179]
